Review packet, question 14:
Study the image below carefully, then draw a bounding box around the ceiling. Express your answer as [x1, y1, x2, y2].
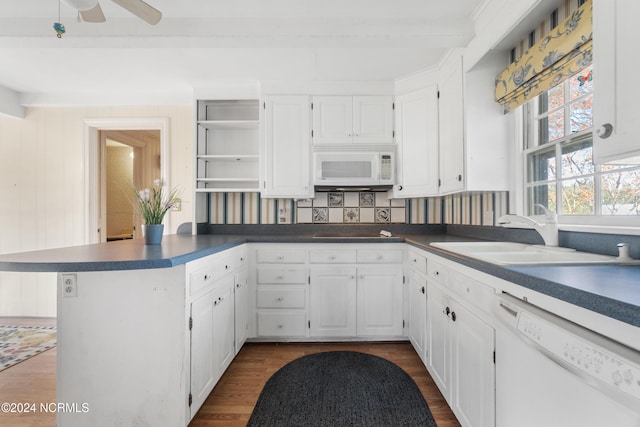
[0, 0, 486, 105]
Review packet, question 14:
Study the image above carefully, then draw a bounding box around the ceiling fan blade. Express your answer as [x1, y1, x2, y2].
[80, 2, 106, 22]
[111, 0, 162, 25]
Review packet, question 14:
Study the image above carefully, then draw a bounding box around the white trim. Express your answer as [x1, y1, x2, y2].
[559, 224, 640, 236]
[83, 118, 170, 244]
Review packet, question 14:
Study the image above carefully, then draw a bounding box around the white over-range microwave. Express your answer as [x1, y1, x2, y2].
[313, 150, 395, 188]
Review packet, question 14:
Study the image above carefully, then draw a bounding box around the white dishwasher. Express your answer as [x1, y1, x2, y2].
[494, 293, 640, 427]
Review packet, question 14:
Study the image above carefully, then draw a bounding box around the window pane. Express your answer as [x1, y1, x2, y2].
[601, 169, 640, 215]
[561, 177, 594, 215]
[528, 147, 556, 182]
[570, 94, 593, 133]
[539, 84, 564, 114]
[528, 184, 556, 214]
[570, 68, 593, 100]
[561, 138, 593, 178]
[539, 110, 565, 143]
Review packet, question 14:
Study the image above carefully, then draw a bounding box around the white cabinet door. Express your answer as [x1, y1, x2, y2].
[309, 267, 357, 336]
[408, 268, 427, 364]
[353, 96, 394, 144]
[212, 274, 236, 379]
[394, 87, 439, 197]
[451, 302, 495, 427]
[234, 268, 248, 353]
[356, 265, 403, 336]
[312, 96, 353, 144]
[189, 288, 217, 416]
[438, 53, 465, 194]
[427, 282, 451, 398]
[593, 0, 640, 163]
[263, 95, 313, 198]
[312, 96, 394, 144]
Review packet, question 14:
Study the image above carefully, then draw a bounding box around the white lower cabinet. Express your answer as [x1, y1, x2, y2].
[426, 256, 496, 427]
[407, 249, 428, 364]
[189, 266, 235, 418]
[356, 265, 403, 336]
[309, 267, 357, 336]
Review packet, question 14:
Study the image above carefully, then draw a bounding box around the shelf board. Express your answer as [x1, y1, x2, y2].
[197, 120, 259, 130]
[195, 187, 260, 193]
[197, 155, 259, 162]
[197, 178, 258, 182]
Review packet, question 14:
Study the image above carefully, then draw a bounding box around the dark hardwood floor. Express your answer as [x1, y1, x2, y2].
[0, 318, 459, 427]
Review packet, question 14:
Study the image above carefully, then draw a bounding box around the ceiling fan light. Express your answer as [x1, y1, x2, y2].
[64, 0, 99, 11]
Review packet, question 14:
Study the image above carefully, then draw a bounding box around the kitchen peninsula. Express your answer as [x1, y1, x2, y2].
[0, 226, 638, 427]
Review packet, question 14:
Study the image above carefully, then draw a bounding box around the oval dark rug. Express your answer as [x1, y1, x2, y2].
[247, 351, 437, 427]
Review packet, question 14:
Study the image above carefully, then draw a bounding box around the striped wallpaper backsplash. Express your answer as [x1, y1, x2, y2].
[205, 191, 509, 226]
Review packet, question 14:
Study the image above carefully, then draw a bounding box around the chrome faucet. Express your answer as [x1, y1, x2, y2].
[497, 204, 559, 246]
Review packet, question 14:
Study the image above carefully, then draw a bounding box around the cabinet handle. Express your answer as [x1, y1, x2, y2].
[457, 174, 462, 182]
[451, 311, 457, 322]
[445, 306, 450, 316]
[596, 123, 613, 139]
[397, 185, 403, 191]
[420, 286, 425, 294]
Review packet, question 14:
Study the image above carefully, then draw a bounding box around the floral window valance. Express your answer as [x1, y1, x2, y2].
[495, 0, 592, 113]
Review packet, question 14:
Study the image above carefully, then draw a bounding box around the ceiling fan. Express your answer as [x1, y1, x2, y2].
[62, 0, 162, 25]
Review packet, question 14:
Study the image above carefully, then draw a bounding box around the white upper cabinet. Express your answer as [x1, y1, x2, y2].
[436, 50, 510, 195]
[262, 95, 314, 198]
[438, 53, 465, 194]
[312, 95, 394, 144]
[593, 0, 640, 164]
[394, 86, 439, 198]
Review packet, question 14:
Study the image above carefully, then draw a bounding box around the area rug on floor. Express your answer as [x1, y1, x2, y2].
[247, 351, 437, 427]
[0, 325, 57, 372]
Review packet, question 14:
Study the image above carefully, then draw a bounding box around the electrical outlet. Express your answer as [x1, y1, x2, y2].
[62, 274, 77, 298]
[171, 198, 182, 212]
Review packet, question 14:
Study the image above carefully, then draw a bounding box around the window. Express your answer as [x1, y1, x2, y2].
[525, 66, 640, 224]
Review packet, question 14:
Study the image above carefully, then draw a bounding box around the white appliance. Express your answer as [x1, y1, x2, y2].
[313, 150, 394, 188]
[494, 293, 640, 427]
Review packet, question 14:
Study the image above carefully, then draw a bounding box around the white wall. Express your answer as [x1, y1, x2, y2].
[0, 105, 193, 316]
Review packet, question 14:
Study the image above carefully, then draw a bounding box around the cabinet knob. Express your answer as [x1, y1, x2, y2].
[451, 311, 457, 322]
[277, 275, 284, 280]
[457, 174, 462, 182]
[445, 306, 450, 316]
[329, 256, 336, 260]
[377, 255, 383, 260]
[278, 324, 283, 329]
[276, 297, 283, 302]
[204, 274, 211, 281]
[277, 256, 284, 260]
[397, 185, 403, 191]
[596, 123, 613, 139]
[420, 286, 425, 294]
[225, 265, 230, 270]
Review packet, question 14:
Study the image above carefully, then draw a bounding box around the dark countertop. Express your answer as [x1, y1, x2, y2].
[0, 231, 638, 328]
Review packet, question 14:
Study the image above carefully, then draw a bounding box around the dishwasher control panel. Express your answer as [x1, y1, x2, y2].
[497, 294, 640, 403]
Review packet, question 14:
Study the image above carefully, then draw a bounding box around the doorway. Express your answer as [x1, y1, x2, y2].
[103, 130, 161, 241]
[84, 118, 170, 244]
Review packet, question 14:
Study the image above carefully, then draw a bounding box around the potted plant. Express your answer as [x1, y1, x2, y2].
[133, 179, 180, 244]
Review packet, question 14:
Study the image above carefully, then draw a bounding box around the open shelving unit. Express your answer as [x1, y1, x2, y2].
[195, 100, 260, 192]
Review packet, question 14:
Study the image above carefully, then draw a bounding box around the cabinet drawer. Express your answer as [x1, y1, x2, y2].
[309, 249, 357, 264]
[256, 249, 305, 263]
[407, 250, 427, 275]
[189, 259, 234, 296]
[257, 266, 306, 284]
[427, 259, 449, 285]
[357, 249, 403, 263]
[257, 312, 307, 336]
[450, 272, 495, 312]
[257, 287, 306, 308]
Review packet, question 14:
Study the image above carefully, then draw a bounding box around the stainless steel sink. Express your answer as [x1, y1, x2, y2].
[430, 241, 628, 265]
